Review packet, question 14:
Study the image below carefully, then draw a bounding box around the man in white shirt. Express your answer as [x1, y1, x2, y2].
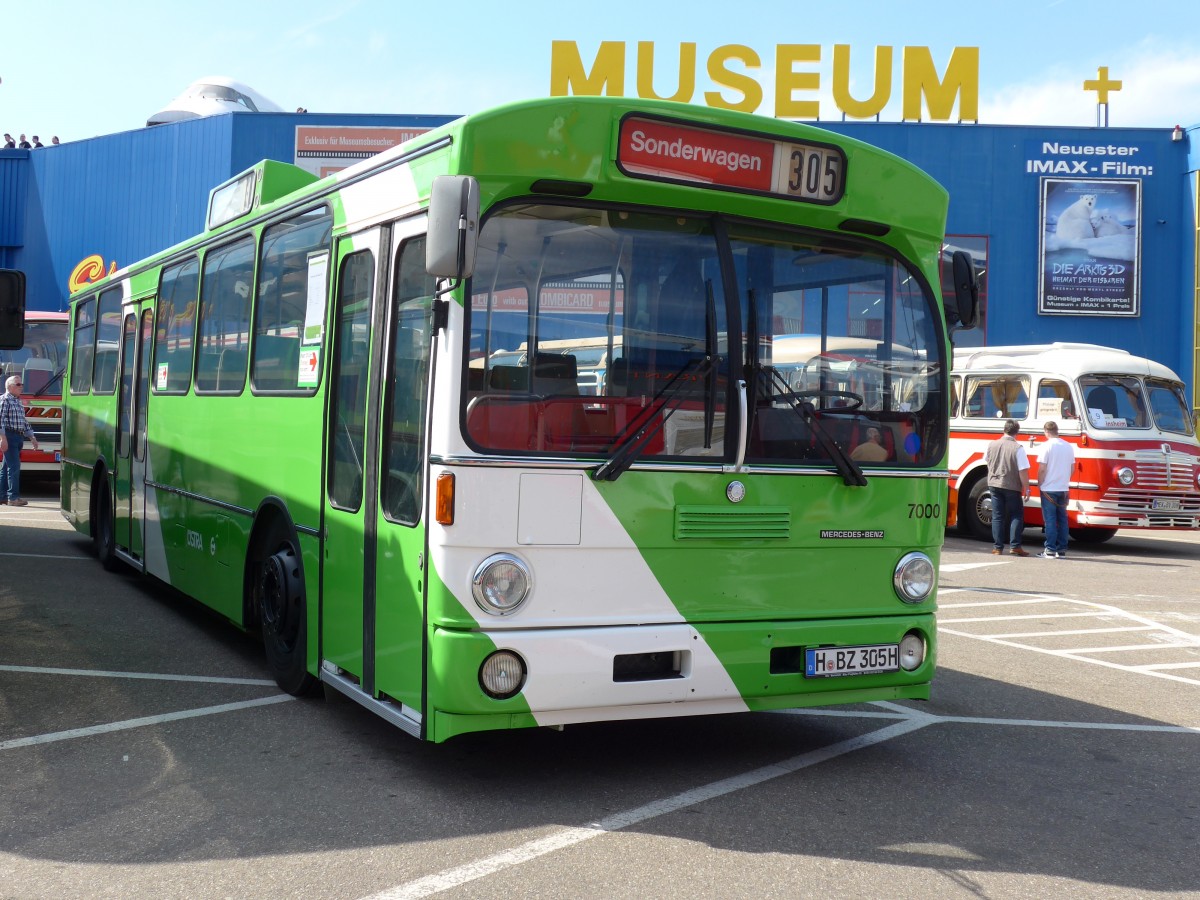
[1037, 420, 1075, 558]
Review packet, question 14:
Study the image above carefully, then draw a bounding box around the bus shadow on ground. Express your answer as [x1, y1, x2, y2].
[3, 659, 1196, 894]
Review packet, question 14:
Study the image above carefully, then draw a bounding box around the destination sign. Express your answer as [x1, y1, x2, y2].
[616, 116, 845, 204]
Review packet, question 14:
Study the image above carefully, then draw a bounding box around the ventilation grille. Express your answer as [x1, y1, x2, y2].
[674, 506, 791, 540]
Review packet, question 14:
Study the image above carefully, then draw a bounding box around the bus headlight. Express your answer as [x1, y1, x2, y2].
[899, 632, 926, 671]
[1115, 466, 1135, 486]
[479, 650, 527, 698]
[893, 552, 935, 604]
[471, 553, 532, 616]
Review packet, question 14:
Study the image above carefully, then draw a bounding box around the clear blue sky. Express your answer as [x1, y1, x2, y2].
[2, 0, 1198, 144]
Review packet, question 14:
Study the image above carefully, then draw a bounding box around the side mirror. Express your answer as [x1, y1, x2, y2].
[0, 269, 26, 351]
[427, 176, 480, 279]
[947, 250, 979, 330]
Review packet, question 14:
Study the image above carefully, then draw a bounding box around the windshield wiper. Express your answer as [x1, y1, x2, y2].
[594, 284, 720, 483]
[592, 354, 716, 482]
[763, 366, 868, 487]
[744, 287, 864, 486]
[31, 367, 66, 397]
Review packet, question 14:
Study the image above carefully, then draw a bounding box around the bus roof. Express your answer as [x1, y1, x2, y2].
[953, 342, 1181, 382]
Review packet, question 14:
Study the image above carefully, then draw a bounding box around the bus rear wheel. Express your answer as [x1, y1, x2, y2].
[254, 530, 319, 696]
[93, 483, 120, 572]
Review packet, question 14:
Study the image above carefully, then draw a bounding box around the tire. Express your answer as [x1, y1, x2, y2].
[253, 525, 319, 696]
[959, 477, 994, 542]
[1068, 526, 1117, 544]
[93, 483, 120, 572]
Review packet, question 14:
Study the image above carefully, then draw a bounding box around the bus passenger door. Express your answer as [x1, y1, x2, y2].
[371, 230, 435, 723]
[113, 305, 153, 566]
[321, 221, 430, 735]
[322, 228, 388, 687]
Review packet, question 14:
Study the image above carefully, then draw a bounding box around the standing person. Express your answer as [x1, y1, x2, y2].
[17, 134, 31, 149]
[31, 136, 43, 148]
[1036, 420, 1075, 559]
[0, 375, 41, 507]
[984, 418, 1031, 555]
[50, 136, 60, 146]
[2, 134, 15, 149]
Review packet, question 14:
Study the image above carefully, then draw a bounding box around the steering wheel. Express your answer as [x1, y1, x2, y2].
[785, 388, 865, 410]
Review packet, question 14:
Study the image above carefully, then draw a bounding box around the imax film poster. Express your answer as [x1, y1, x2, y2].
[1038, 178, 1141, 316]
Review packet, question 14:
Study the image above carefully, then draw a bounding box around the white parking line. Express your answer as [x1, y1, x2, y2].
[1138, 662, 1200, 671]
[363, 715, 934, 900]
[0, 694, 294, 751]
[360, 705, 1200, 900]
[941, 611, 1110, 624]
[986, 625, 1155, 639]
[0, 551, 89, 560]
[0, 664, 276, 685]
[1068, 642, 1193, 654]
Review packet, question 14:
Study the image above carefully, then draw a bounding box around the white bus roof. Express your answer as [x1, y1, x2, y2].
[952, 342, 1181, 381]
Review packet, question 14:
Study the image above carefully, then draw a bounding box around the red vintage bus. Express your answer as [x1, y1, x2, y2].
[0, 310, 68, 472]
[949, 343, 1200, 544]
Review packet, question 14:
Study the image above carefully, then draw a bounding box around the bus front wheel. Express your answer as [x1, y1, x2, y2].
[1069, 527, 1118, 544]
[960, 477, 994, 542]
[254, 529, 319, 696]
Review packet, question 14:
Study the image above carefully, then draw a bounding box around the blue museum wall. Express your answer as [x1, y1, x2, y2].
[1, 110, 1195, 392]
[0, 111, 454, 312]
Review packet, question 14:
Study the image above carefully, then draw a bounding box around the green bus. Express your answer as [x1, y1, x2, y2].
[61, 97, 976, 742]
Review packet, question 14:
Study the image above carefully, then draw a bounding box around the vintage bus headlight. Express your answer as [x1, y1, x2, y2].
[471, 553, 532, 615]
[899, 632, 926, 671]
[1115, 466, 1135, 486]
[479, 650, 527, 698]
[893, 552, 935, 603]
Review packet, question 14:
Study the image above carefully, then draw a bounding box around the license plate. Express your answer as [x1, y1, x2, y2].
[806, 643, 899, 678]
[54, 451, 61, 462]
[1152, 498, 1182, 511]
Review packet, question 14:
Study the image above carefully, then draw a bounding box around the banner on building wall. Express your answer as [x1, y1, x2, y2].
[1038, 177, 1141, 316]
[293, 126, 431, 177]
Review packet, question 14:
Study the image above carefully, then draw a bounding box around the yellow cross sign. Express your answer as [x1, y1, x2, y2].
[1084, 66, 1123, 105]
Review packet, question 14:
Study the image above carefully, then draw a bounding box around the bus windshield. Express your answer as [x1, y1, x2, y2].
[1080, 375, 1149, 429]
[0, 317, 69, 398]
[463, 203, 945, 466]
[1145, 377, 1195, 436]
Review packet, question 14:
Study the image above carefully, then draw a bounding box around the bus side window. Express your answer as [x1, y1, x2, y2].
[381, 236, 434, 525]
[91, 287, 124, 395]
[195, 236, 255, 394]
[965, 375, 1029, 418]
[1036, 378, 1074, 419]
[154, 258, 199, 394]
[253, 207, 331, 393]
[70, 297, 97, 395]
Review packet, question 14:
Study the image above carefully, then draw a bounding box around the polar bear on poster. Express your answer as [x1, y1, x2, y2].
[1055, 194, 1097, 240]
[1091, 211, 1128, 236]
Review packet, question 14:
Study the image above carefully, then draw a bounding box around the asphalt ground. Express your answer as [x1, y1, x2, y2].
[2, 475, 1198, 899]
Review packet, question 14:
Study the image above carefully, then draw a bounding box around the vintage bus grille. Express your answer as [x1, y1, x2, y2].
[674, 506, 791, 540]
[1091, 449, 1200, 525]
[1128, 450, 1198, 489]
[1096, 488, 1200, 522]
